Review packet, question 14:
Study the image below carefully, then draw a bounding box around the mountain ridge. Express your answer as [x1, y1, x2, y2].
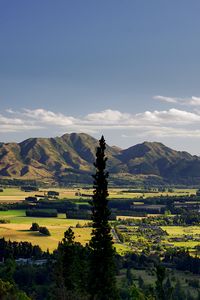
[0, 133, 200, 185]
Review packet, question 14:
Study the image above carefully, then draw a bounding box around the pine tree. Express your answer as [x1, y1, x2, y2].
[55, 227, 89, 300]
[89, 136, 118, 300]
[155, 265, 166, 300]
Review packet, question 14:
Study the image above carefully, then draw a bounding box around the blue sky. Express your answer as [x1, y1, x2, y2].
[1, 1, 200, 154]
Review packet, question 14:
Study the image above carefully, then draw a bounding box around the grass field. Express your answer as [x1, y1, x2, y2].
[0, 210, 130, 253]
[162, 226, 200, 251]
[161, 226, 200, 236]
[0, 187, 197, 202]
[0, 224, 92, 252]
[0, 210, 92, 252]
[0, 211, 199, 254]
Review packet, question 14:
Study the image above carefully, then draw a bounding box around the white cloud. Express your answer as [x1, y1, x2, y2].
[0, 114, 24, 125]
[154, 95, 178, 103]
[0, 114, 42, 132]
[189, 96, 200, 106]
[140, 127, 200, 138]
[23, 108, 76, 126]
[1, 107, 200, 139]
[154, 95, 200, 106]
[85, 109, 130, 124]
[136, 108, 200, 124]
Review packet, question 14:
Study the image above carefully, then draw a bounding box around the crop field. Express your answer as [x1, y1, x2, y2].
[0, 188, 42, 203]
[162, 226, 200, 253]
[0, 187, 197, 203]
[161, 226, 200, 236]
[0, 224, 92, 252]
[0, 210, 92, 252]
[0, 210, 130, 253]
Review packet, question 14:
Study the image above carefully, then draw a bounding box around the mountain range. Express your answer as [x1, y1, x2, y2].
[1, 132, 200, 185]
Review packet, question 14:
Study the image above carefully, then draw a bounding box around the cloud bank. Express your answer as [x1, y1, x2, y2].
[1, 107, 200, 138]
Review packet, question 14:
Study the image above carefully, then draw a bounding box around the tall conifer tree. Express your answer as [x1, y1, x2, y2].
[89, 136, 118, 300]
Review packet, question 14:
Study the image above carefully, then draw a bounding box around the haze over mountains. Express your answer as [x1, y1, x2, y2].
[0, 133, 200, 185]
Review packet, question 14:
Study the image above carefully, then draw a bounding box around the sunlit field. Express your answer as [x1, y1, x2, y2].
[0, 187, 197, 203]
[0, 210, 91, 252]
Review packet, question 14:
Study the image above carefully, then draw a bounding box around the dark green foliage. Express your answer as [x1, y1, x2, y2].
[171, 280, 186, 300]
[35, 199, 77, 213]
[55, 227, 89, 299]
[174, 211, 200, 225]
[47, 191, 59, 197]
[126, 267, 133, 286]
[0, 179, 39, 187]
[89, 136, 118, 300]
[0, 219, 10, 224]
[25, 196, 37, 202]
[188, 278, 200, 288]
[138, 276, 144, 289]
[0, 238, 43, 260]
[21, 186, 39, 192]
[66, 210, 91, 219]
[0, 278, 31, 300]
[13, 263, 54, 300]
[30, 223, 40, 231]
[163, 248, 200, 275]
[0, 205, 8, 211]
[0, 239, 52, 299]
[26, 209, 58, 217]
[30, 222, 51, 237]
[39, 227, 50, 236]
[155, 265, 166, 300]
[129, 284, 148, 300]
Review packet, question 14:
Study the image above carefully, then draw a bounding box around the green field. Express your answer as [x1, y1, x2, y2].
[162, 226, 200, 252]
[161, 226, 200, 236]
[1, 210, 199, 255]
[0, 210, 91, 252]
[0, 187, 197, 203]
[0, 210, 131, 253]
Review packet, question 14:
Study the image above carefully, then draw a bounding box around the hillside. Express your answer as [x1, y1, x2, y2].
[0, 133, 200, 185]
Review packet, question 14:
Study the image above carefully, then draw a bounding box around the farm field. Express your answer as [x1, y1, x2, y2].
[0, 210, 91, 252]
[0, 187, 197, 202]
[162, 226, 200, 253]
[0, 210, 132, 253]
[161, 226, 200, 236]
[0, 224, 91, 252]
[0, 210, 199, 255]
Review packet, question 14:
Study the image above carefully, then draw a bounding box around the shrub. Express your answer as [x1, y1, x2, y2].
[188, 279, 199, 288]
[25, 196, 37, 202]
[39, 227, 51, 236]
[21, 186, 39, 192]
[26, 209, 58, 217]
[47, 191, 59, 197]
[0, 219, 10, 224]
[30, 223, 40, 231]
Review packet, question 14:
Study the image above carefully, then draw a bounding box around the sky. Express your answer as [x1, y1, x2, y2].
[1, 1, 200, 154]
